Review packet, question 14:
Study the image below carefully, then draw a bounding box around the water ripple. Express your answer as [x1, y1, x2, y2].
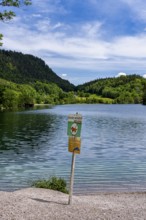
[0, 104, 146, 193]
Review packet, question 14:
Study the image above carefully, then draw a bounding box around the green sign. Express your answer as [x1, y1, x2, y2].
[67, 114, 82, 137]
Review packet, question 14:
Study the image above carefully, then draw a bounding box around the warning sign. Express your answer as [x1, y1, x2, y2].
[67, 114, 82, 137]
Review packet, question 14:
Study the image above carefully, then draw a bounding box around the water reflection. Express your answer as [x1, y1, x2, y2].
[0, 104, 146, 193]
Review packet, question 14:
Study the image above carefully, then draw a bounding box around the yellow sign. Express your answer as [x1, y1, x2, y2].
[68, 137, 81, 154]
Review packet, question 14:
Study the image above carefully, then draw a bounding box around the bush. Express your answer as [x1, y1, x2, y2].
[32, 176, 69, 194]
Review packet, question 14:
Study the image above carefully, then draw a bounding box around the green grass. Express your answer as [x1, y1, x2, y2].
[75, 94, 113, 104]
[32, 176, 69, 194]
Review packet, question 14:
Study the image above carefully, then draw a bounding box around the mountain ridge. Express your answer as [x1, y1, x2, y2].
[0, 49, 75, 92]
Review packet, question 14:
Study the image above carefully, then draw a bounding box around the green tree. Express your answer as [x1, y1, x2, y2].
[143, 83, 146, 105]
[3, 88, 20, 109]
[19, 84, 36, 107]
[0, 0, 31, 45]
[0, 34, 2, 46]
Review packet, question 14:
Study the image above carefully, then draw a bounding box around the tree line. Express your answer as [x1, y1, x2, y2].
[0, 78, 77, 110]
[77, 75, 146, 104]
[0, 75, 146, 110]
[0, 50, 146, 110]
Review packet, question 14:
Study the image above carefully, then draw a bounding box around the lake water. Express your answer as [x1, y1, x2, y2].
[0, 104, 146, 194]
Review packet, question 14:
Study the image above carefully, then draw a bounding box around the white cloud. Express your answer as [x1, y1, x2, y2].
[35, 20, 51, 32]
[88, 0, 146, 22]
[2, 22, 108, 59]
[121, 0, 146, 20]
[32, 14, 42, 18]
[116, 72, 127, 77]
[52, 22, 64, 30]
[32, 0, 67, 15]
[143, 74, 146, 78]
[110, 35, 146, 58]
[81, 21, 103, 38]
[2, 14, 146, 74]
[61, 73, 67, 78]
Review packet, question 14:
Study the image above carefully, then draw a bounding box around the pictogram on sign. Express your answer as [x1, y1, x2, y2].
[67, 114, 82, 137]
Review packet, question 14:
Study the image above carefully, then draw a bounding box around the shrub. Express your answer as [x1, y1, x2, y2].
[32, 176, 69, 194]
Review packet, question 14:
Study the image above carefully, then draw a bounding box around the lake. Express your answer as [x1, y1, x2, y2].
[0, 104, 146, 194]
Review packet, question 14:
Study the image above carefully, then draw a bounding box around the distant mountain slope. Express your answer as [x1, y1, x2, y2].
[0, 50, 75, 91]
[77, 75, 146, 104]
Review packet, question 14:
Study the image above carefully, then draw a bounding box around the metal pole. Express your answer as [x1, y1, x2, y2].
[68, 151, 76, 205]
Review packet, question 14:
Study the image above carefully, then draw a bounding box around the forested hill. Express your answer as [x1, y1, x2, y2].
[0, 49, 146, 107]
[76, 75, 146, 104]
[0, 50, 74, 91]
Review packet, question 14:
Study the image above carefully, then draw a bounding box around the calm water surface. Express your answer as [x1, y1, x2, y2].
[0, 104, 146, 194]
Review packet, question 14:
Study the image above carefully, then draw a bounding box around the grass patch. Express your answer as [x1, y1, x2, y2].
[32, 176, 69, 194]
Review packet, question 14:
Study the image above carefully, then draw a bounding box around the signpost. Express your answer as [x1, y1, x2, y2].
[67, 114, 82, 137]
[67, 113, 82, 205]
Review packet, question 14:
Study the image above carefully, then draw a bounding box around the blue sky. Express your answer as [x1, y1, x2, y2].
[1, 0, 146, 85]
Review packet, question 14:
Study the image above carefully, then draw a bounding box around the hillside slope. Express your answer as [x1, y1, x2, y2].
[76, 75, 146, 104]
[0, 50, 74, 91]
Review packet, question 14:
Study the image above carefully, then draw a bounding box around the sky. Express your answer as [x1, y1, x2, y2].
[1, 0, 146, 85]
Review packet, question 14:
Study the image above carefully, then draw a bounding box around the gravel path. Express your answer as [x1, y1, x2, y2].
[0, 188, 146, 220]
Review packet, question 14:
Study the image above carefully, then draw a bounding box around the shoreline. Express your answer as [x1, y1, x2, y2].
[0, 188, 146, 220]
[1, 185, 146, 195]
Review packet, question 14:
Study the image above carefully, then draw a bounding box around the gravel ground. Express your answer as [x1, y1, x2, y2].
[0, 188, 146, 220]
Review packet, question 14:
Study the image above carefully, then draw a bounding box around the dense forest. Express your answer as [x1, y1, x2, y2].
[0, 49, 146, 110]
[0, 78, 77, 109]
[0, 50, 74, 91]
[77, 75, 146, 104]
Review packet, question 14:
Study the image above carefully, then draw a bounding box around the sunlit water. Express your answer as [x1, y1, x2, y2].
[0, 104, 146, 194]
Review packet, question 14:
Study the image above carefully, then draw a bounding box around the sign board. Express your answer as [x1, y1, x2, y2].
[67, 113, 83, 205]
[67, 114, 82, 137]
[68, 137, 81, 154]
